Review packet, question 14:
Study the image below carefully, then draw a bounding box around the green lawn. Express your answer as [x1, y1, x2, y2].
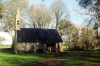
[0, 50, 57, 66]
[0, 50, 100, 66]
[57, 50, 100, 66]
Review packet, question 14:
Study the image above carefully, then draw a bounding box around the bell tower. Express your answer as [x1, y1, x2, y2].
[16, 7, 21, 30]
[14, 7, 21, 54]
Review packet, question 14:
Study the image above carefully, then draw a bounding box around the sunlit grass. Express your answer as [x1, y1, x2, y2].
[0, 50, 100, 66]
[0, 45, 11, 48]
[0, 50, 57, 66]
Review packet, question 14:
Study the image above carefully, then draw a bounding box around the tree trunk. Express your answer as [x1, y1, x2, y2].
[14, 30, 18, 54]
[56, 18, 58, 30]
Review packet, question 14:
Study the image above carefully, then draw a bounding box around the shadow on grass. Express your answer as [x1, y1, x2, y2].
[1, 50, 100, 66]
[0, 49, 14, 54]
[58, 50, 100, 66]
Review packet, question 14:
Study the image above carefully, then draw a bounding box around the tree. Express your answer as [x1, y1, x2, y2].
[28, 4, 35, 28]
[1, 0, 29, 54]
[80, 28, 88, 49]
[72, 27, 79, 46]
[0, 0, 3, 18]
[31, 4, 52, 28]
[0, 36, 6, 45]
[77, 0, 100, 49]
[79, 27, 98, 49]
[58, 21, 78, 49]
[77, 0, 100, 26]
[2, 0, 29, 31]
[66, 24, 78, 48]
[57, 19, 71, 37]
[51, 0, 69, 29]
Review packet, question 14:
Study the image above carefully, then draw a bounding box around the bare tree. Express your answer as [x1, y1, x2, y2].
[28, 4, 35, 28]
[0, 0, 3, 18]
[51, 0, 69, 29]
[1, 0, 29, 53]
[2, 0, 29, 31]
[33, 4, 52, 28]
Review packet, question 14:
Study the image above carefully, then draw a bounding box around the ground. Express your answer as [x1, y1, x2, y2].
[0, 49, 100, 66]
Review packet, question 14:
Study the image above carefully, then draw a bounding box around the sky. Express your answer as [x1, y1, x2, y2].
[29, 0, 87, 28]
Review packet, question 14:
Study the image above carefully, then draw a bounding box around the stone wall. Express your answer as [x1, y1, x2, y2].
[17, 42, 39, 53]
[59, 42, 63, 52]
[17, 42, 63, 53]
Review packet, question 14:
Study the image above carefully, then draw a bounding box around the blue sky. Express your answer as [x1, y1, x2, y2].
[29, 0, 87, 27]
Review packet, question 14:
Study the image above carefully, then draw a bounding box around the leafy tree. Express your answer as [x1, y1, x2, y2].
[80, 27, 98, 49]
[72, 27, 79, 46]
[58, 20, 78, 49]
[57, 19, 71, 37]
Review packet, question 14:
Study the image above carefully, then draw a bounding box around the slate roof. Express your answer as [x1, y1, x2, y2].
[17, 28, 63, 44]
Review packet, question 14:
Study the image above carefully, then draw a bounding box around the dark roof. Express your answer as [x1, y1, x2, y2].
[17, 28, 63, 44]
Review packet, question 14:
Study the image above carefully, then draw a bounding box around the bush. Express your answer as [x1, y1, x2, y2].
[69, 46, 84, 50]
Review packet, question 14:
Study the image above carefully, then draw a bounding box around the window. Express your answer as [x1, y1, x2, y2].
[17, 20, 19, 25]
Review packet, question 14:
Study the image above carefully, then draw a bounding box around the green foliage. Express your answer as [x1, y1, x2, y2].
[63, 43, 69, 50]
[79, 27, 98, 49]
[72, 27, 79, 45]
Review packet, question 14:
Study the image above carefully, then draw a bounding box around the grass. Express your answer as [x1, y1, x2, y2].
[0, 45, 11, 48]
[0, 50, 57, 66]
[57, 50, 100, 66]
[0, 49, 100, 66]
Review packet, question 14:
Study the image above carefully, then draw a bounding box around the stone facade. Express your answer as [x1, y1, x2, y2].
[17, 42, 63, 53]
[17, 42, 39, 53]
